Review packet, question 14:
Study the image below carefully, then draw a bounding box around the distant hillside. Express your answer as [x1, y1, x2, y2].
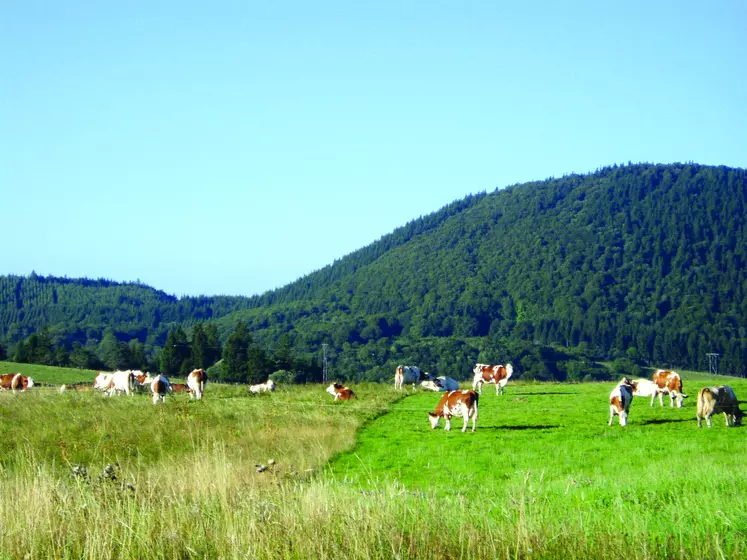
[3, 163, 747, 380]
[213, 163, 747, 378]
[0, 274, 252, 347]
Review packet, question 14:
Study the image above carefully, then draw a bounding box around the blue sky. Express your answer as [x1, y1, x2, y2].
[2, 1, 745, 297]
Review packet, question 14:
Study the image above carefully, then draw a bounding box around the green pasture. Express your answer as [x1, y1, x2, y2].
[1, 363, 745, 558]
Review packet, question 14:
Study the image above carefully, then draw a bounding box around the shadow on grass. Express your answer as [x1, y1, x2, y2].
[508, 391, 576, 396]
[482, 424, 560, 431]
[640, 418, 692, 425]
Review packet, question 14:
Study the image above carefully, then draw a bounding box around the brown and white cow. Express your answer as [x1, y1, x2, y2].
[428, 389, 479, 432]
[609, 377, 635, 427]
[144, 374, 172, 405]
[697, 386, 744, 428]
[0, 373, 34, 392]
[187, 368, 207, 400]
[170, 383, 190, 393]
[472, 363, 513, 395]
[652, 369, 688, 408]
[394, 365, 431, 391]
[326, 383, 356, 401]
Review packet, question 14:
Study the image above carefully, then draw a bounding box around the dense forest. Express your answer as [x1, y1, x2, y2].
[3, 163, 746, 382]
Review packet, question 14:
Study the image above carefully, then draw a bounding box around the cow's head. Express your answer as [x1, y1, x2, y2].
[735, 408, 744, 426]
[25, 377, 34, 389]
[325, 384, 339, 396]
[427, 412, 441, 429]
[420, 380, 441, 392]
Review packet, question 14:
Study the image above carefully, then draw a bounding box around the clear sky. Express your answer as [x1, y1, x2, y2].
[2, 1, 745, 297]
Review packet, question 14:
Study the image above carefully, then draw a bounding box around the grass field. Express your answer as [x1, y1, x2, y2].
[1, 363, 745, 558]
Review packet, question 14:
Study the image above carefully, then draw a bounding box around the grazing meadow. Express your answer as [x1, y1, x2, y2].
[1, 362, 745, 559]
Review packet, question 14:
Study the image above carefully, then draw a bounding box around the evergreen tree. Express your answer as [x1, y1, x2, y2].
[160, 326, 190, 375]
[203, 323, 222, 367]
[97, 328, 130, 370]
[222, 321, 250, 383]
[0, 342, 7, 361]
[247, 338, 270, 384]
[190, 323, 209, 370]
[69, 343, 101, 369]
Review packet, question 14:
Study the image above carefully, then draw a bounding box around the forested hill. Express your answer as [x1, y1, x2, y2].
[0, 275, 252, 346]
[3, 163, 747, 380]
[213, 162, 747, 377]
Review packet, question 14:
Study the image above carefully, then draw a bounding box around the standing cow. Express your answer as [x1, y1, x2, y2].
[427, 390, 479, 432]
[0, 373, 34, 392]
[394, 365, 430, 391]
[144, 374, 172, 405]
[609, 377, 635, 427]
[472, 363, 513, 395]
[652, 369, 688, 408]
[697, 386, 744, 428]
[187, 368, 208, 400]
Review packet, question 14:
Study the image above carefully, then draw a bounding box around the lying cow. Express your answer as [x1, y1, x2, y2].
[249, 379, 276, 394]
[0, 373, 34, 392]
[59, 383, 93, 392]
[652, 369, 688, 408]
[170, 383, 190, 393]
[144, 373, 172, 405]
[187, 368, 208, 400]
[472, 363, 513, 395]
[420, 376, 460, 392]
[428, 390, 479, 432]
[609, 377, 635, 427]
[394, 365, 432, 391]
[326, 383, 356, 401]
[697, 386, 744, 428]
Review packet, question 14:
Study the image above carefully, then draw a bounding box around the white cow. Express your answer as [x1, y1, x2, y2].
[420, 376, 460, 392]
[249, 379, 276, 394]
[394, 365, 430, 391]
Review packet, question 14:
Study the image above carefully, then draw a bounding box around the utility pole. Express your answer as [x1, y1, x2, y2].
[322, 344, 329, 383]
[706, 353, 719, 376]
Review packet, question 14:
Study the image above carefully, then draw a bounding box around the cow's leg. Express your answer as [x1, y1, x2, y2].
[471, 408, 477, 432]
[619, 411, 627, 427]
[608, 407, 614, 426]
[658, 392, 665, 407]
[724, 412, 731, 427]
[697, 414, 702, 428]
[706, 414, 712, 428]
[669, 393, 675, 408]
[444, 415, 451, 431]
[650, 393, 656, 407]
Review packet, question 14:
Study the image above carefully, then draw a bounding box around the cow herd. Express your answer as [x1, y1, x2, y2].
[608, 369, 744, 428]
[3, 362, 744, 430]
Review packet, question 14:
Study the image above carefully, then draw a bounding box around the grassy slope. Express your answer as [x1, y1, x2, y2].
[1, 363, 745, 558]
[0, 361, 98, 384]
[329, 372, 747, 557]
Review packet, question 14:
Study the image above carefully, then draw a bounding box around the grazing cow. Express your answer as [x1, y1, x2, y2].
[93, 372, 114, 392]
[609, 377, 635, 427]
[428, 390, 479, 432]
[472, 363, 513, 395]
[697, 386, 744, 428]
[0, 373, 34, 392]
[420, 376, 460, 392]
[249, 379, 276, 394]
[652, 369, 688, 408]
[131, 371, 149, 393]
[394, 365, 431, 391]
[326, 383, 356, 401]
[187, 368, 208, 400]
[144, 374, 172, 405]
